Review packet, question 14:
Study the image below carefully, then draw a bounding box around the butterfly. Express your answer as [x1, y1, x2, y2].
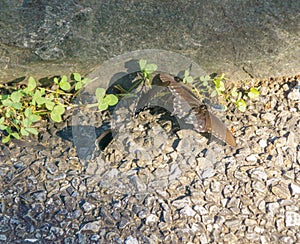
[136, 73, 237, 147]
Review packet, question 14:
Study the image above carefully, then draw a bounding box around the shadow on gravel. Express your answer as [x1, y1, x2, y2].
[56, 124, 112, 159]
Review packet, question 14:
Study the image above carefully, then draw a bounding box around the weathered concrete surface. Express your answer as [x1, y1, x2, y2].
[0, 0, 299, 82]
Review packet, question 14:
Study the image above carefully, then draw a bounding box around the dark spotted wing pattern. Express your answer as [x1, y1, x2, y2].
[136, 73, 237, 147]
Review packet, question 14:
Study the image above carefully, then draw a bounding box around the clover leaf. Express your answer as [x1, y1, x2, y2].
[50, 104, 65, 122]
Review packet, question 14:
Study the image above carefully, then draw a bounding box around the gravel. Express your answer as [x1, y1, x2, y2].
[0, 75, 299, 243]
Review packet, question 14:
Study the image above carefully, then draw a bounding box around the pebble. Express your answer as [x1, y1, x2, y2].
[224, 218, 240, 229]
[266, 202, 280, 214]
[0, 235, 7, 241]
[81, 202, 96, 212]
[285, 211, 300, 227]
[271, 184, 290, 199]
[124, 236, 139, 244]
[290, 183, 300, 195]
[80, 221, 102, 232]
[180, 205, 196, 217]
[145, 214, 158, 225]
[246, 154, 258, 162]
[287, 88, 300, 101]
[258, 139, 268, 148]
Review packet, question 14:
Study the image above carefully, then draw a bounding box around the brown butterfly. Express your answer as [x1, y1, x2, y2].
[136, 73, 237, 147]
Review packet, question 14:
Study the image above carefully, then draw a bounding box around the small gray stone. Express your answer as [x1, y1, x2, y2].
[118, 218, 130, 229]
[285, 211, 300, 227]
[24, 238, 39, 243]
[168, 164, 182, 181]
[201, 167, 216, 179]
[171, 198, 191, 209]
[258, 139, 268, 148]
[271, 184, 290, 199]
[124, 236, 139, 244]
[80, 221, 102, 232]
[290, 183, 300, 195]
[287, 88, 300, 101]
[90, 234, 100, 241]
[266, 202, 280, 214]
[246, 154, 258, 162]
[145, 214, 158, 225]
[180, 205, 196, 217]
[249, 167, 267, 181]
[0, 235, 7, 241]
[224, 218, 241, 229]
[129, 175, 147, 192]
[81, 202, 96, 212]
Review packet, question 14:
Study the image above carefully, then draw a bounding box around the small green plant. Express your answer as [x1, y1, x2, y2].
[139, 59, 158, 87]
[182, 70, 194, 84]
[230, 86, 259, 112]
[114, 59, 158, 95]
[95, 88, 118, 111]
[73, 73, 91, 91]
[0, 73, 118, 143]
[182, 70, 260, 112]
[209, 74, 260, 112]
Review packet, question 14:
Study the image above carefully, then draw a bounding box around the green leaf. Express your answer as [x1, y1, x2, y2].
[21, 127, 29, 136]
[32, 90, 45, 106]
[29, 114, 39, 123]
[5, 109, 11, 118]
[95, 88, 106, 100]
[236, 99, 247, 112]
[185, 76, 193, 83]
[217, 81, 225, 92]
[3, 99, 22, 109]
[73, 73, 81, 82]
[11, 132, 20, 139]
[45, 99, 55, 110]
[50, 105, 65, 122]
[52, 104, 65, 115]
[61, 75, 68, 83]
[54, 77, 59, 84]
[98, 101, 108, 111]
[27, 76, 37, 91]
[82, 78, 91, 85]
[145, 63, 157, 74]
[248, 87, 260, 99]
[50, 112, 62, 123]
[2, 99, 13, 107]
[26, 127, 38, 135]
[24, 108, 31, 118]
[0, 124, 7, 130]
[59, 81, 71, 91]
[75, 82, 82, 91]
[11, 91, 22, 102]
[231, 87, 239, 97]
[23, 118, 31, 127]
[104, 94, 118, 106]
[2, 135, 10, 143]
[139, 59, 147, 71]
[59, 76, 71, 91]
[0, 118, 7, 130]
[200, 75, 211, 82]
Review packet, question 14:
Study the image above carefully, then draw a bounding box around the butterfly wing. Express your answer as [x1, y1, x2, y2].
[159, 73, 237, 147]
[135, 73, 237, 147]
